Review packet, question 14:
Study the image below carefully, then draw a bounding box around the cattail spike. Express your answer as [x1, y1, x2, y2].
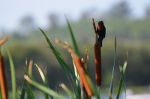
[0, 53, 8, 99]
[94, 43, 102, 86]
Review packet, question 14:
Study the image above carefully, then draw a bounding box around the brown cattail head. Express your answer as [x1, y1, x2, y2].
[0, 52, 8, 99]
[0, 35, 9, 99]
[94, 43, 102, 86]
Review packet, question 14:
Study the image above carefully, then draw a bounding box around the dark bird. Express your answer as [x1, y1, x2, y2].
[92, 19, 106, 47]
[96, 21, 106, 46]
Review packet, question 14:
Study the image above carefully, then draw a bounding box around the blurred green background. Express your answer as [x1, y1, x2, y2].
[0, 1, 150, 93]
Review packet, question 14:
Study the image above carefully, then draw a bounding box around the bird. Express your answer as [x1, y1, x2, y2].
[96, 21, 106, 47]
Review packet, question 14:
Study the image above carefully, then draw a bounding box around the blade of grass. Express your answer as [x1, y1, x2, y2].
[116, 61, 127, 99]
[39, 28, 78, 84]
[28, 60, 33, 78]
[123, 52, 128, 99]
[20, 79, 26, 99]
[26, 84, 35, 99]
[65, 17, 80, 56]
[7, 50, 17, 99]
[60, 83, 75, 99]
[39, 28, 80, 98]
[109, 36, 117, 99]
[21, 82, 35, 99]
[20, 59, 35, 99]
[27, 60, 35, 99]
[65, 19, 81, 96]
[35, 64, 46, 83]
[24, 75, 65, 99]
[20, 61, 28, 99]
[35, 64, 49, 99]
[39, 28, 74, 76]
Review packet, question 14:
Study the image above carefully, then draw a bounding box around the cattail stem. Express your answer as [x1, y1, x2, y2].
[0, 52, 8, 99]
[94, 43, 102, 86]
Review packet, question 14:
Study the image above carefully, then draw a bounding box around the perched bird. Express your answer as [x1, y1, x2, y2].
[95, 21, 106, 47]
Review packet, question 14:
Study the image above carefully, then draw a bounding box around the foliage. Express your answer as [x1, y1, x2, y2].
[0, 19, 128, 99]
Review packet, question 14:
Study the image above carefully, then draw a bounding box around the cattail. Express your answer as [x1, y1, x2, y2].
[92, 18, 106, 86]
[55, 39, 94, 96]
[0, 36, 10, 99]
[0, 52, 8, 99]
[94, 43, 102, 86]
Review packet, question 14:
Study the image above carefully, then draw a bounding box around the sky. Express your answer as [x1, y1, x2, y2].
[0, 0, 150, 31]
